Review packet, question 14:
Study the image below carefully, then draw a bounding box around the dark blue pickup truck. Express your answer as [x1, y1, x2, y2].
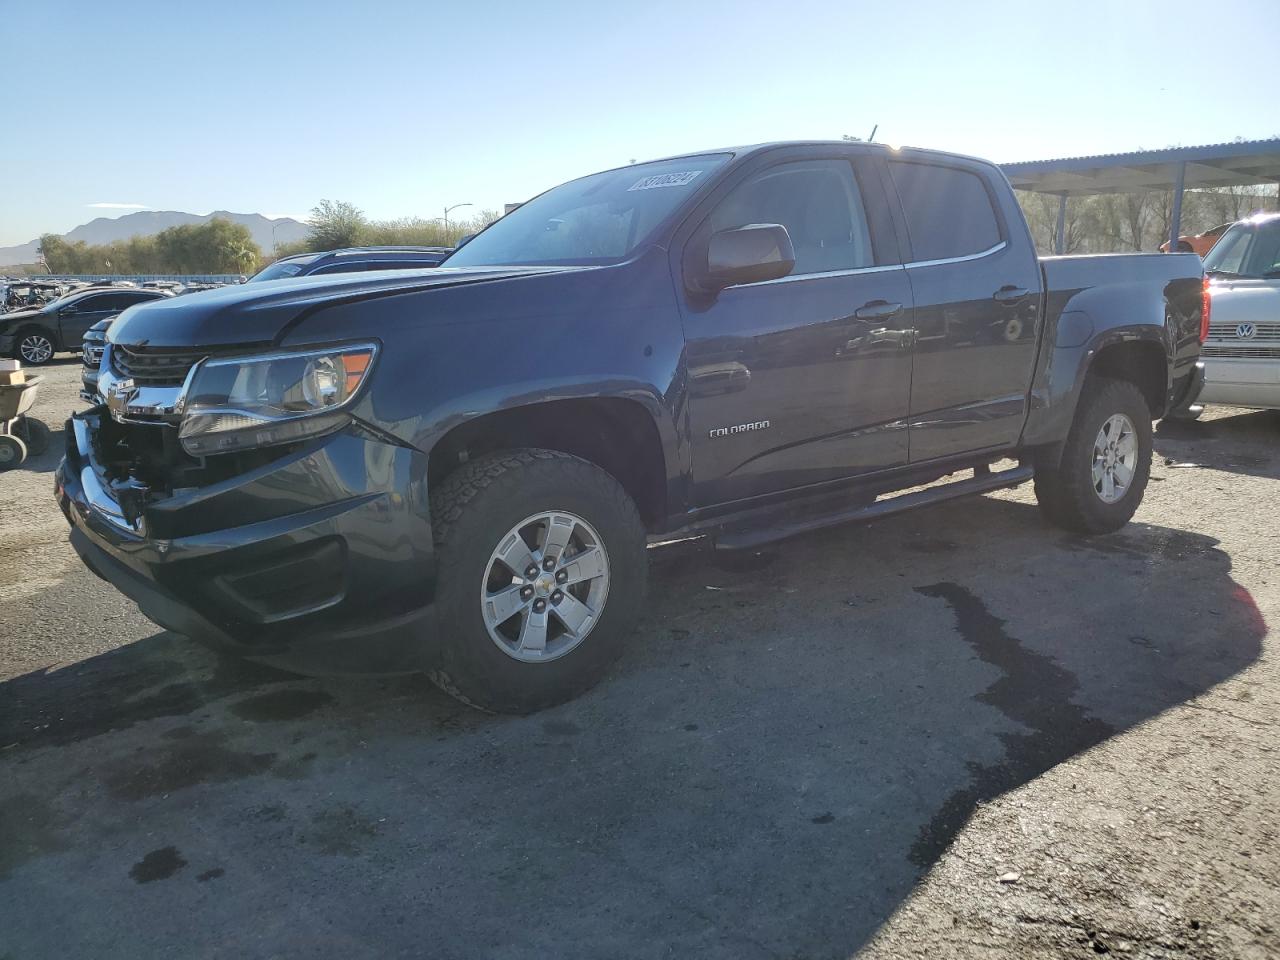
[58, 141, 1205, 712]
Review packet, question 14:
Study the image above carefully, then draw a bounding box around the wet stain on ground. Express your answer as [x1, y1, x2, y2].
[101, 731, 277, 801]
[301, 805, 380, 857]
[273, 751, 319, 780]
[196, 867, 224, 882]
[811, 812, 835, 824]
[129, 846, 187, 883]
[909, 582, 1115, 868]
[0, 793, 71, 880]
[229, 689, 335, 723]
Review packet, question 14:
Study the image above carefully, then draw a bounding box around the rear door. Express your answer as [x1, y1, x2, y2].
[680, 148, 915, 506]
[885, 159, 1042, 461]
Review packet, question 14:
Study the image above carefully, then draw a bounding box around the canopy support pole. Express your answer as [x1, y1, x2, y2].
[1168, 162, 1187, 252]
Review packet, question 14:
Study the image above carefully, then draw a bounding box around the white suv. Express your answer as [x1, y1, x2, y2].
[1198, 213, 1280, 413]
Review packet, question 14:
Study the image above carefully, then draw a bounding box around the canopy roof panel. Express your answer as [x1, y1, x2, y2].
[1001, 139, 1280, 196]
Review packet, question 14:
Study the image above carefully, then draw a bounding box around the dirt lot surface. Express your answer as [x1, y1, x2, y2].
[2, 359, 1277, 959]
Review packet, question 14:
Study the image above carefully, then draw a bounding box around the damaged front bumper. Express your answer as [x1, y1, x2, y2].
[56, 408, 439, 675]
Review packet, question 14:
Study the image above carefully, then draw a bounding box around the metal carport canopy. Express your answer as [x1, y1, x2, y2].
[999, 138, 1280, 253]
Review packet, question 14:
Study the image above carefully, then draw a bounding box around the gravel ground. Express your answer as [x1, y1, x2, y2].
[1, 359, 1276, 959]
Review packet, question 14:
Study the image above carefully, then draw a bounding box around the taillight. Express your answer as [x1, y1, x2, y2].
[1200, 275, 1211, 344]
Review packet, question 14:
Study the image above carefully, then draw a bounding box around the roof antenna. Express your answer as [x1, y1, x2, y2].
[867, 124, 878, 143]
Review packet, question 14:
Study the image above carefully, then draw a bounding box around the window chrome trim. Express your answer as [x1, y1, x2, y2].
[730, 240, 1007, 289]
[749, 263, 905, 287]
[904, 240, 1007, 270]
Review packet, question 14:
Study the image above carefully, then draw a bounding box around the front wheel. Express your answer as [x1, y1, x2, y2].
[1035, 376, 1153, 534]
[15, 328, 56, 365]
[428, 449, 648, 713]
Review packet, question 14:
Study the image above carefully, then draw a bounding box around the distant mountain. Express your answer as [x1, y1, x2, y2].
[0, 211, 310, 267]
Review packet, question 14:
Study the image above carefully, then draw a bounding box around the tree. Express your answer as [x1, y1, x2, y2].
[307, 199, 367, 251]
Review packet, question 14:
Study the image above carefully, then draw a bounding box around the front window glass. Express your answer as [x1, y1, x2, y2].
[445, 154, 731, 267]
[703, 159, 876, 275]
[250, 258, 316, 282]
[1203, 220, 1280, 278]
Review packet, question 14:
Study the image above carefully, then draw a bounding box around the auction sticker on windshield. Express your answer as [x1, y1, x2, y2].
[627, 171, 703, 191]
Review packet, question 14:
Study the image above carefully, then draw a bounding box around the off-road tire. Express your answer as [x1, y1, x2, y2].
[1035, 376, 1153, 534]
[428, 449, 648, 713]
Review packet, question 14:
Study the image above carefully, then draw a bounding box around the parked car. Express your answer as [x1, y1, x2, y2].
[58, 141, 1204, 713]
[1160, 221, 1233, 256]
[79, 318, 111, 401]
[0, 286, 173, 364]
[248, 246, 453, 282]
[1184, 212, 1280, 414]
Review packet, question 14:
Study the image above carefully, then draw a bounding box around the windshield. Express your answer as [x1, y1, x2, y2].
[1203, 219, 1280, 278]
[249, 257, 317, 282]
[444, 154, 731, 267]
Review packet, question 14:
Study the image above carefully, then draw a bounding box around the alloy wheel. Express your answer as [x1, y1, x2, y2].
[1091, 413, 1137, 504]
[480, 511, 611, 663]
[19, 334, 54, 364]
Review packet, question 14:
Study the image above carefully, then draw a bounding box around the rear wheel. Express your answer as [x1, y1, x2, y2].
[1035, 376, 1153, 534]
[17, 416, 51, 456]
[0, 435, 28, 470]
[428, 449, 648, 713]
[15, 328, 55, 365]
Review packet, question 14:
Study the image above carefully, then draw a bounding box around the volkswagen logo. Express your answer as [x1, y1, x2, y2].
[1236, 323, 1257, 340]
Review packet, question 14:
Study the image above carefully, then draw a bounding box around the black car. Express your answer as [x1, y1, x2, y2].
[59, 141, 1205, 714]
[0, 286, 172, 364]
[79, 318, 112, 401]
[248, 246, 453, 282]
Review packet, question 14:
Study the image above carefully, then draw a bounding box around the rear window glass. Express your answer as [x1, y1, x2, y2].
[888, 161, 1002, 262]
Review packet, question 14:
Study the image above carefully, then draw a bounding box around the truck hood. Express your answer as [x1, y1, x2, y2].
[108, 265, 583, 349]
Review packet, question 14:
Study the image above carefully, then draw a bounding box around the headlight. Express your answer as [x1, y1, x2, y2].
[178, 342, 377, 456]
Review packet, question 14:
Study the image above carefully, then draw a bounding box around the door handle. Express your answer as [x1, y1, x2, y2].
[854, 300, 904, 321]
[993, 285, 1030, 304]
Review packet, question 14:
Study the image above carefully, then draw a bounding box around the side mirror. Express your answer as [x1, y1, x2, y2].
[699, 224, 795, 293]
[455, 234, 475, 249]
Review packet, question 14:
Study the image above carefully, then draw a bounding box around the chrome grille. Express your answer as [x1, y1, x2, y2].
[1201, 345, 1280, 359]
[110, 345, 205, 386]
[1207, 322, 1280, 341]
[82, 344, 105, 367]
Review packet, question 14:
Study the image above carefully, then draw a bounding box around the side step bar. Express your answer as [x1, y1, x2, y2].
[715, 462, 1034, 551]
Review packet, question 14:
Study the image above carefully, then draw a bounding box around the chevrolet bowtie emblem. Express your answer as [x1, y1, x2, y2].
[106, 377, 137, 421]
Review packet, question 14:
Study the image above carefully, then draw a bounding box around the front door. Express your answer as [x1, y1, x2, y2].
[58, 293, 117, 348]
[680, 153, 914, 507]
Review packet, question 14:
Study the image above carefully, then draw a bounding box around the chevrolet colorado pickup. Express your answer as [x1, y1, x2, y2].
[57, 141, 1206, 713]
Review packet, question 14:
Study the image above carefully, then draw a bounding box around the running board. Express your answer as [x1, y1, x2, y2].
[715, 463, 1034, 551]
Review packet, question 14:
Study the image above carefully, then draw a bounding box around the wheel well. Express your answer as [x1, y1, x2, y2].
[427, 398, 668, 529]
[1089, 340, 1168, 416]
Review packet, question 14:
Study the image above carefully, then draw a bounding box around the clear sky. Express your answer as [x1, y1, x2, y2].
[1, 0, 1276, 246]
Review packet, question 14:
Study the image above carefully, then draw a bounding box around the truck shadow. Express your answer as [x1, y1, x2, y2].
[1156, 410, 1280, 480]
[0, 497, 1266, 960]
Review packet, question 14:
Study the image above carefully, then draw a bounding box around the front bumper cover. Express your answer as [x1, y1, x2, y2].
[56, 410, 439, 675]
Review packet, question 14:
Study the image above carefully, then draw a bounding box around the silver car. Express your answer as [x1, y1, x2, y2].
[1198, 213, 1280, 412]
